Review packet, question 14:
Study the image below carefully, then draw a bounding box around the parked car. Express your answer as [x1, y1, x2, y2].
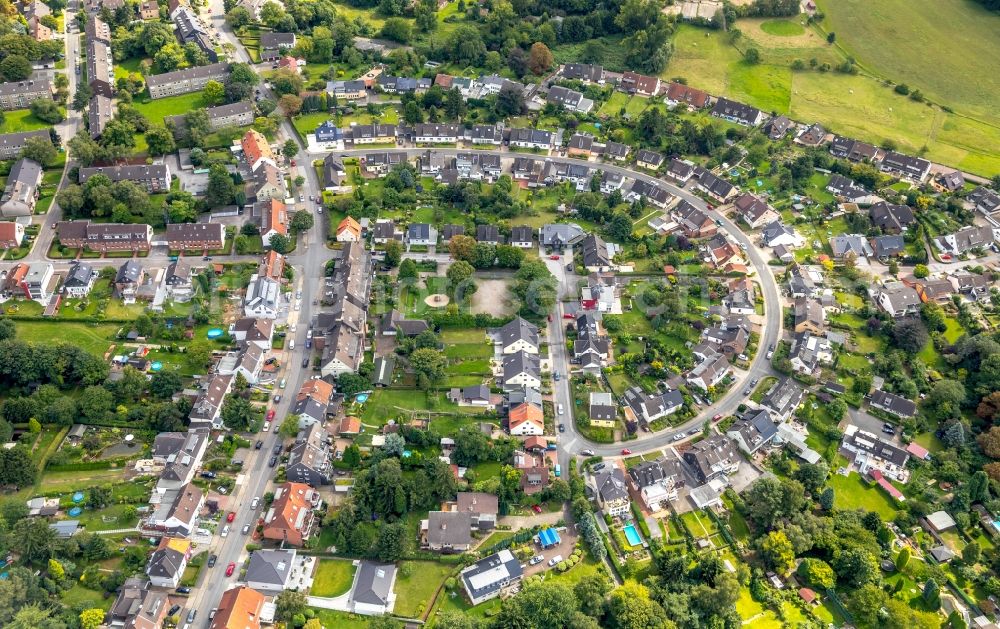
[302, 357, 310, 367]
[558, 423, 565, 433]
[207, 554, 217, 567]
[250, 497, 260, 509]
[273, 443, 282, 455]
[269, 455, 278, 467]
[712, 413, 723, 421]
[176, 587, 191, 594]
[226, 512, 236, 523]
[530, 555, 544, 565]
[242, 524, 251, 535]
[220, 525, 229, 538]
[592, 462, 606, 472]
[266, 409, 276, 421]
[581, 449, 595, 456]
[225, 562, 236, 577]
[548, 555, 563, 567]
[743, 387, 752, 395]
[621, 448, 631, 455]
[672, 433, 685, 442]
[255, 440, 263, 450]
[273, 394, 282, 403]
[168, 605, 181, 617]
[199, 471, 216, 479]
[187, 610, 197, 623]
[549, 255, 560, 260]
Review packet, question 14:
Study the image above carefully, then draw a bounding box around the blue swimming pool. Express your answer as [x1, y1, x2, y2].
[623, 524, 642, 546]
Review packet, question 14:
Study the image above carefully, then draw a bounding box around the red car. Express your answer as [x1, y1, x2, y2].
[531, 504, 542, 514]
[226, 511, 236, 522]
[621, 448, 632, 455]
[225, 562, 236, 577]
[549, 255, 560, 260]
[562, 313, 573, 319]
[712, 413, 723, 421]
[266, 409, 276, 421]
[290, 159, 296, 167]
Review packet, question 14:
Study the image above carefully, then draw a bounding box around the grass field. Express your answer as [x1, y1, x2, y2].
[828, 471, 900, 519]
[394, 561, 453, 618]
[311, 559, 356, 597]
[666, 22, 1000, 175]
[131, 93, 214, 125]
[311, 609, 369, 629]
[0, 108, 54, 133]
[14, 321, 120, 356]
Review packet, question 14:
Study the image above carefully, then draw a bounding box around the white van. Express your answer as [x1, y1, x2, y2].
[547, 555, 563, 567]
[289, 339, 295, 350]
[557, 404, 564, 415]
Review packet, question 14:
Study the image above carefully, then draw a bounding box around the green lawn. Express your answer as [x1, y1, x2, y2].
[394, 561, 454, 618]
[828, 471, 900, 519]
[14, 321, 120, 356]
[0, 108, 53, 133]
[311, 559, 356, 597]
[759, 19, 805, 36]
[310, 609, 369, 629]
[131, 92, 214, 125]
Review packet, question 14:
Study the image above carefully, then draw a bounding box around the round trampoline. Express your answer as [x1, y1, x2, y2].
[207, 328, 224, 339]
[71, 492, 85, 503]
[149, 361, 163, 372]
[68, 506, 82, 517]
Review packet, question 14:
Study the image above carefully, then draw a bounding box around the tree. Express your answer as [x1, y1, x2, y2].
[145, 127, 176, 156]
[279, 415, 301, 438]
[449, 234, 477, 262]
[383, 433, 405, 457]
[290, 210, 313, 233]
[0, 54, 32, 81]
[913, 263, 929, 278]
[336, 372, 369, 398]
[79, 385, 114, 422]
[891, 318, 929, 354]
[744, 47, 761, 64]
[797, 558, 835, 590]
[283, 138, 299, 159]
[278, 94, 303, 116]
[963, 541, 981, 565]
[205, 163, 237, 208]
[760, 530, 795, 574]
[203, 79, 225, 105]
[849, 583, 886, 626]
[923, 379, 966, 421]
[922, 578, 940, 608]
[275, 590, 308, 621]
[398, 258, 419, 280]
[575, 573, 611, 617]
[30, 99, 64, 123]
[409, 348, 446, 388]
[969, 470, 990, 503]
[12, 516, 56, 563]
[528, 42, 554, 75]
[80, 609, 105, 629]
[895, 546, 910, 571]
[827, 32, 836, 43]
[221, 395, 256, 431]
[343, 443, 362, 468]
[21, 136, 57, 166]
[268, 233, 292, 254]
[793, 460, 829, 495]
[607, 581, 667, 629]
[381, 17, 412, 43]
[384, 239, 403, 267]
[452, 427, 491, 467]
[47, 558, 64, 581]
[495, 581, 578, 628]
[374, 521, 407, 561]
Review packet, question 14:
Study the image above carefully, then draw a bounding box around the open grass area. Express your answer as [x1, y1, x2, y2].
[394, 560, 454, 618]
[828, 471, 900, 519]
[310, 609, 369, 629]
[14, 321, 120, 356]
[0, 108, 54, 133]
[666, 21, 1000, 175]
[131, 92, 213, 125]
[759, 19, 805, 36]
[311, 559, 356, 597]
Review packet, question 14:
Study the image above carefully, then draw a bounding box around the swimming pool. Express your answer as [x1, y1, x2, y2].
[623, 524, 642, 547]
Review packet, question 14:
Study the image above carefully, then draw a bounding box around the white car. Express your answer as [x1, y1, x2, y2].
[221, 525, 229, 538]
[529, 555, 544, 565]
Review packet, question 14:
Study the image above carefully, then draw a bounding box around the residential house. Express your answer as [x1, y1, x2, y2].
[788, 332, 834, 376]
[628, 459, 684, 511]
[467, 124, 503, 145]
[624, 180, 671, 208]
[259, 31, 296, 61]
[588, 392, 617, 428]
[164, 260, 194, 301]
[580, 233, 613, 271]
[113, 260, 143, 303]
[326, 80, 366, 103]
[508, 127, 553, 151]
[950, 272, 992, 302]
[245, 549, 295, 593]
[761, 220, 803, 248]
[602, 141, 629, 162]
[869, 390, 916, 419]
[795, 123, 826, 146]
[79, 163, 171, 193]
[594, 468, 630, 517]
[146, 537, 191, 588]
[497, 316, 540, 354]
[686, 352, 731, 391]
[933, 225, 998, 256]
[371, 219, 398, 244]
[287, 424, 332, 486]
[63, 262, 96, 298]
[760, 377, 805, 421]
[423, 511, 473, 552]
[872, 235, 906, 260]
[259, 198, 288, 248]
[188, 374, 233, 429]
[293, 379, 334, 428]
[145, 62, 229, 99]
[968, 186, 1000, 216]
[547, 85, 593, 113]
[0, 129, 49, 160]
[841, 424, 910, 481]
[711, 97, 765, 126]
[20, 262, 54, 300]
[88, 93, 114, 139]
[139, 0, 158, 18]
[0, 157, 43, 217]
[476, 223, 503, 245]
[683, 435, 740, 484]
[503, 351, 541, 389]
[456, 492, 499, 530]
[216, 343, 266, 385]
[793, 297, 825, 334]
[461, 550, 522, 606]
[508, 402, 544, 435]
[880, 151, 931, 182]
[241, 129, 276, 173]
[734, 193, 778, 229]
[229, 317, 274, 351]
[600, 171, 626, 194]
[666, 158, 695, 183]
[405, 222, 437, 247]
[723, 287, 755, 316]
[510, 225, 533, 248]
[252, 163, 285, 201]
[165, 222, 225, 250]
[336, 216, 362, 242]
[0, 78, 52, 111]
[574, 311, 610, 369]
[829, 136, 881, 162]
[415, 123, 461, 144]
[352, 561, 398, 616]
[209, 586, 266, 629]
[173, 7, 217, 62]
[830, 234, 874, 259]
[765, 115, 793, 140]
[826, 174, 878, 204]
[146, 483, 203, 537]
[259, 249, 285, 282]
[727, 409, 778, 455]
[567, 133, 594, 157]
[622, 385, 684, 426]
[562, 63, 604, 84]
[348, 124, 397, 145]
[869, 202, 915, 233]
[665, 81, 709, 109]
[107, 578, 169, 629]
[262, 481, 323, 547]
[361, 151, 405, 176]
[636, 149, 665, 171]
[695, 170, 737, 203]
[671, 200, 717, 238]
[619, 71, 660, 96]
[875, 284, 921, 317]
[539, 223, 586, 248]
[450, 384, 491, 407]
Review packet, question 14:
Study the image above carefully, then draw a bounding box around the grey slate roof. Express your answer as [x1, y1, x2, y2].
[354, 561, 396, 606]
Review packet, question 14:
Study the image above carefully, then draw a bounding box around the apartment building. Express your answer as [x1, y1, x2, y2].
[79, 163, 172, 192]
[145, 62, 229, 99]
[0, 78, 53, 110]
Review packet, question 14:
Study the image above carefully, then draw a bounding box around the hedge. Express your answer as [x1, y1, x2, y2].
[429, 312, 513, 329]
[46, 459, 122, 471]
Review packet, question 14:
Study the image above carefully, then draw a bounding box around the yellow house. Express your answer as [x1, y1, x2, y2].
[589, 392, 617, 428]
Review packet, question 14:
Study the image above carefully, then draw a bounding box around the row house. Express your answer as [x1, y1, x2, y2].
[561, 63, 604, 84]
[166, 222, 225, 250]
[879, 151, 931, 183]
[826, 174, 878, 204]
[711, 97, 765, 126]
[455, 152, 501, 181]
[287, 424, 333, 485]
[695, 169, 737, 203]
[624, 179, 671, 208]
[546, 85, 593, 113]
[56, 220, 153, 252]
[414, 123, 461, 144]
[241, 128, 276, 172]
[0, 78, 53, 110]
[621, 385, 684, 428]
[619, 71, 661, 97]
[841, 424, 910, 481]
[87, 37, 114, 98]
[829, 136, 881, 163]
[88, 94, 114, 139]
[508, 127, 554, 151]
[168, 101, 254, 132]
[542, 160, 592, 191]
[361, 151, 406, 175]
[188, 373, 233, 429]
[665, 81, 710, 109]
[671, 199, 717, 238]
[933, 225, 998, 256]
[327, 79, 367, 100]
[79, 163, 172, 192]
[145, 62, 229, 99]
[467, 124, 503, 145]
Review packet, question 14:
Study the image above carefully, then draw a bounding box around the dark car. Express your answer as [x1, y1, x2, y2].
[207, 554, 217, 567]
[302, 357, 309, 367]
[199, 471, 217, 479]
[558, 423, 565, 433]
[882, 423, 895, 435]
[168, 604, 181, 617]
[254, 440, 263, 450]
[269, 455, 278, 467]
[175, 587, 191, 594]
[273, 443, 282, 455]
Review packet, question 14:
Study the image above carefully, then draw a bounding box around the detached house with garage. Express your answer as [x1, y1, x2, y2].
[146, 538, 191, 589]
[727, 409, 778, 456]
[683, 435, 740, 484]
[594, 468, 630, 516]
[695, 170, 737, 203]
[496, 316, 539, 354]
[869, 390, 916, 419]
[629, 459, 684, 511]
[735, 193, 779, 229]
[622, 385, 684, 427]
